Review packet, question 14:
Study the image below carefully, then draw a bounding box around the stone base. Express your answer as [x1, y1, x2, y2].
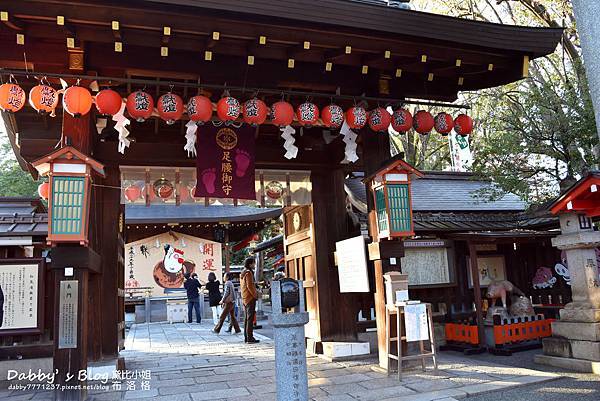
[322, 341, 370, 360]
[542, 337, 571, 358]
[534, 354, 600, 374]
[559, 308, 600, 323]
[0, 357, 52, 383]
[572, 339, 600, 361]
[551, 320, 600, 341]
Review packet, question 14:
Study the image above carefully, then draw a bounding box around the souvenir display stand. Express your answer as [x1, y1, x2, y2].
[385, 302, 438, 380]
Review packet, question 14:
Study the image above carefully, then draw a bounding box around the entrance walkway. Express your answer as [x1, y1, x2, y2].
[85, 322, 561, 401]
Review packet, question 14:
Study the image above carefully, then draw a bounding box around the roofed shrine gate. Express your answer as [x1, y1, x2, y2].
[0, 0, 561, 398]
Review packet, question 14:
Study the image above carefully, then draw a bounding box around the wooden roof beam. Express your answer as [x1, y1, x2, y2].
[1, 10, 25, 31]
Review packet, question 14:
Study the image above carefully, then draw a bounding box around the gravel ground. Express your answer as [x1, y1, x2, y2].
[458, 349, 599, 401]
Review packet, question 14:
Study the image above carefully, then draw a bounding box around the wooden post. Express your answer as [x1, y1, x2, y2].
[224, 228, 230, 273]
[468, 241, 485, 347]
[362, 128, 397, 368]
[52, 257, 89, 401]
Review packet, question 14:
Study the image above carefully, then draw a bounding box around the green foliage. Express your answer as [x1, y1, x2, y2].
[412, 0, 599, 204]
[0, 142, 41, 198]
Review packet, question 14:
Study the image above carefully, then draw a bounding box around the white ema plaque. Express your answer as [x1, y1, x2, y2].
[0, 263, 39, 330]
[58, 280, 78, 349]
[335, 236, 369, 293]
[404, 303, 429, 342]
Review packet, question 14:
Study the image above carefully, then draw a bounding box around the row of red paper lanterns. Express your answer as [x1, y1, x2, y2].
[0, 82, 473, 135]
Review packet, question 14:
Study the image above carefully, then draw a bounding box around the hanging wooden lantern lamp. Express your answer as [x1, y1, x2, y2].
[31, 146, 106, 246]
[321, 104, 344, 129]
[391, 108, 413, 133]
[413, 110, 434, 135]
[364, 155, 423, 239]
[29, 84, 59, 115]
[296, 102, 319, 127]
[368, 107, 392, 132]
[345, 106, 367, 129]
[95, 88, 122, 116]
[217, 96, 241, 122]
[63, 85, 93, 117]
[0, 82, 26, 112]
[434, 112, 454, 136]
[454, 114, 473, 136]
[126, 90, 154, 122]
[242, 98, 268, 126]
[157, 92, 184, 124]
[187, 95, 213, 124]
[270, 101, 294, 127]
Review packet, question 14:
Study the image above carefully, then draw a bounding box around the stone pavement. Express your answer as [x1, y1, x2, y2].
[0, 321, 562, 400]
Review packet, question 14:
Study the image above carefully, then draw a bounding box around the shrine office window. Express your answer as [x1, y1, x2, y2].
[52, 176, 85, 235]
[400, 240, 456, 287]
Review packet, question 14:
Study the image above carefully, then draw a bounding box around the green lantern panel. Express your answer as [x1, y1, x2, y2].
[387, 183, 412, 233]
[375, 187, 388, 233]
[51, 176, 85, 235]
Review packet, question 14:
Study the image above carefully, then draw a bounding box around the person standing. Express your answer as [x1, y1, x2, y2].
[205, 272, 222, 325]
[213, 273, 241, 334]
[183, 272, 202, 324]
[240, 257, 260, 343]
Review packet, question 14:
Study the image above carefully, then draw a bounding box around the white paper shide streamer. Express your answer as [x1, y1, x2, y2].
[113, 102, 131, 154]
[184, 121, 198, 157]
[340, 120, 359, 163]
[280, 125, 298, 159]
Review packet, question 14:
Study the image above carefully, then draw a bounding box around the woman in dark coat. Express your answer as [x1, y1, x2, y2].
[205, 272, 222, 325]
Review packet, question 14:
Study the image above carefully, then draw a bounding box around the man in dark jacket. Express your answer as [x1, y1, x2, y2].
[184, 272, 202, 323]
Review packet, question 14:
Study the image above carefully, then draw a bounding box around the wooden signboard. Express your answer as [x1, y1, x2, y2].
[0, 258, 45, 335]
[58, 280, 78, 349]
[335, 236, 370, 293]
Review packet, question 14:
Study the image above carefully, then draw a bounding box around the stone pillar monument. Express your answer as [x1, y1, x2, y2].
[536, 213, 600, 372]
[272, 279, 309, 401]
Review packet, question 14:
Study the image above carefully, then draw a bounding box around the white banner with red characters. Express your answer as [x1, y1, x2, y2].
[124, 231, 222, 297]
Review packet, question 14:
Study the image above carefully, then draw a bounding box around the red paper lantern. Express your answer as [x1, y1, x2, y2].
[345, 106, 367, 129]
[321, 104, 344, 129]
[178, 184, 191, 202]
[434, 112, 454, 136]
[270, 101, 294, 127]
[0, 83, 26, 112]
[187, 95, 213, 123]
[37, 182, 49, 200]
[63, 86, 93, 117]
[368, 107, 392, 132]
[157, 92, 184, 124]
[217, 96, 241, 121]
[454, 114, 474, 136]
[413, 110, 434, 135]
[391, 108, 413, 132]
[95, 89, 122, 116]
[296, 102, 319, 127]
[29, 85, 59, 114]
[126, 90, 154, 122]
[124, 185, 142, 202]
[243, 98, 268, 126]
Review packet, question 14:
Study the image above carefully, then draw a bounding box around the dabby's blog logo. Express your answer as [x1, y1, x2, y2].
[216, 128, 238, 150]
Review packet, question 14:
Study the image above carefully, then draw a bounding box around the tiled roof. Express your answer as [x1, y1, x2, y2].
[346, 171, 527, 212]
[0, 198, 48, 237]
[125, 204, 282, 224]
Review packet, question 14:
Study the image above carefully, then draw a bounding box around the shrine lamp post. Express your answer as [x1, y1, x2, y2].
[364, 155, 423, 368]
[32, 146, 105, 401]
[536, 172, 600, 372]
[32, 146, 106, 246]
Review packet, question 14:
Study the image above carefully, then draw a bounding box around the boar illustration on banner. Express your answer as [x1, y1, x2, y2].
[194, 124, 256, 200]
